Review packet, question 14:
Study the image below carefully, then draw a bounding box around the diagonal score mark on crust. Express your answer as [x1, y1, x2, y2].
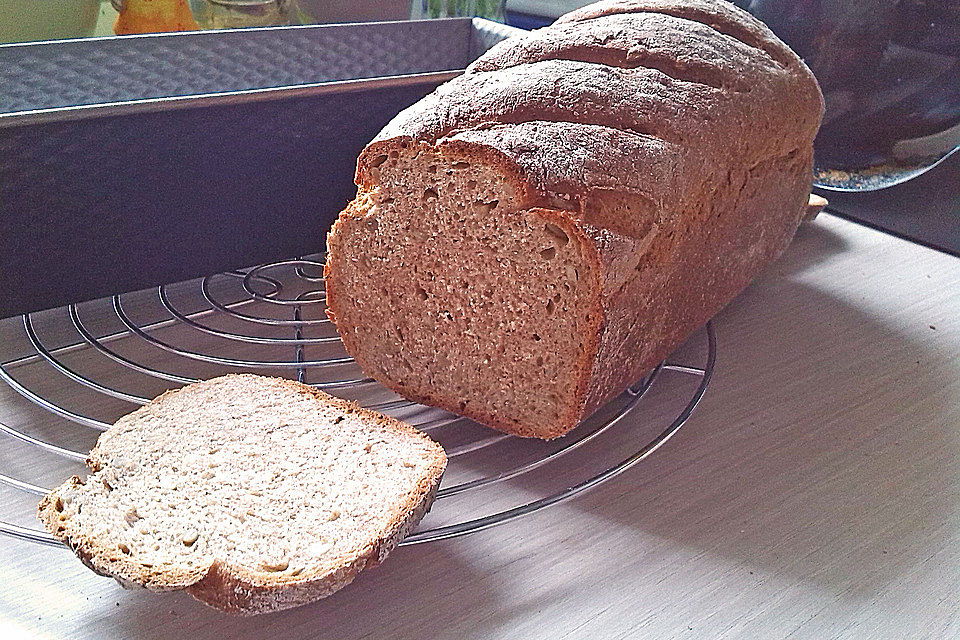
[469, 13, 771, 93]
[554, 0, 795, 67]
[375, 59, 715, 148]
[509, 45, 727, 90]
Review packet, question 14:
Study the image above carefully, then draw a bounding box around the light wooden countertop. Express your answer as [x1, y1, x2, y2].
[1, 214, 958, 639]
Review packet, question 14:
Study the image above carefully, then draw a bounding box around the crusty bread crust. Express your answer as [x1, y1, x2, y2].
[38, 375, 446, 615]
[325, 0, 824, 438]
[554, 0, 798, 65]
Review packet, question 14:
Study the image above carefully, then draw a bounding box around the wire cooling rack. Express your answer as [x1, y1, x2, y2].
[0, 256, 715, 549]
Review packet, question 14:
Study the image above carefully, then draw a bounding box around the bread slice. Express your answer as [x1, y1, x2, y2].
[37, 374, 446, 615]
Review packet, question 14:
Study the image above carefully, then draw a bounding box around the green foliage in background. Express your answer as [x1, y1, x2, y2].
[426, 0, 501, 19]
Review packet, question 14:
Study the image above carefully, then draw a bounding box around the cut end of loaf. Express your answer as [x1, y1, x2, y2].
[326, 142, 604, 439]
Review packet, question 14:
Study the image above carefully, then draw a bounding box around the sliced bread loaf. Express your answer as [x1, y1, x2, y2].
[324, 0, 823, 439]
[38, 374, 446, 615]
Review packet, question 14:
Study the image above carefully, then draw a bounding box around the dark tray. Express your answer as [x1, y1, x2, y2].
[0, 18, 521, 318]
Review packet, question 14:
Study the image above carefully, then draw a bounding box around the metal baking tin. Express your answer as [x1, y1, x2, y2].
[0, 18, 522, 318]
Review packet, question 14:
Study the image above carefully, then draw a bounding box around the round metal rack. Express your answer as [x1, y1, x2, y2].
[0, 256, 715, 549]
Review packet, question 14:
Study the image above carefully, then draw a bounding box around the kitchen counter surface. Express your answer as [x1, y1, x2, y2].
[1, 213, 958, 639]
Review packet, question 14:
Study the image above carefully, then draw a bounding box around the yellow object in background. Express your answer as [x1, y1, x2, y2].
[114, 0, 199, 34]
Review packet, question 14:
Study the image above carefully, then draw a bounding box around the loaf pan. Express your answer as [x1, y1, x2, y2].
[0, 18, 523, 318]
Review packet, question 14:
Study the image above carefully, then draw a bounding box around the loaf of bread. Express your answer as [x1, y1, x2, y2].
[38, 375, 446, 614]
[324, 0, 823, 439]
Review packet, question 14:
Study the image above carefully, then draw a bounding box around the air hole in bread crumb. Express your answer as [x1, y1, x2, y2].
[546, 299, 555, 315]
[545, 223, 570, 246]
[370, 154, 388, 168]
[540, 246, 557, 260]
[474, 199, 498, 213]
[533, 334, 541, 341]
[262, 558, 290, 572]
[389, 151, 399, 159]
[427, 164, 437, 173]
[467, 179, 478, 190]
[416, 285, 428, 300]
[423, 188, 439, 202]
[54, 497, 63, 512]
[452, 162, 470, 169]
